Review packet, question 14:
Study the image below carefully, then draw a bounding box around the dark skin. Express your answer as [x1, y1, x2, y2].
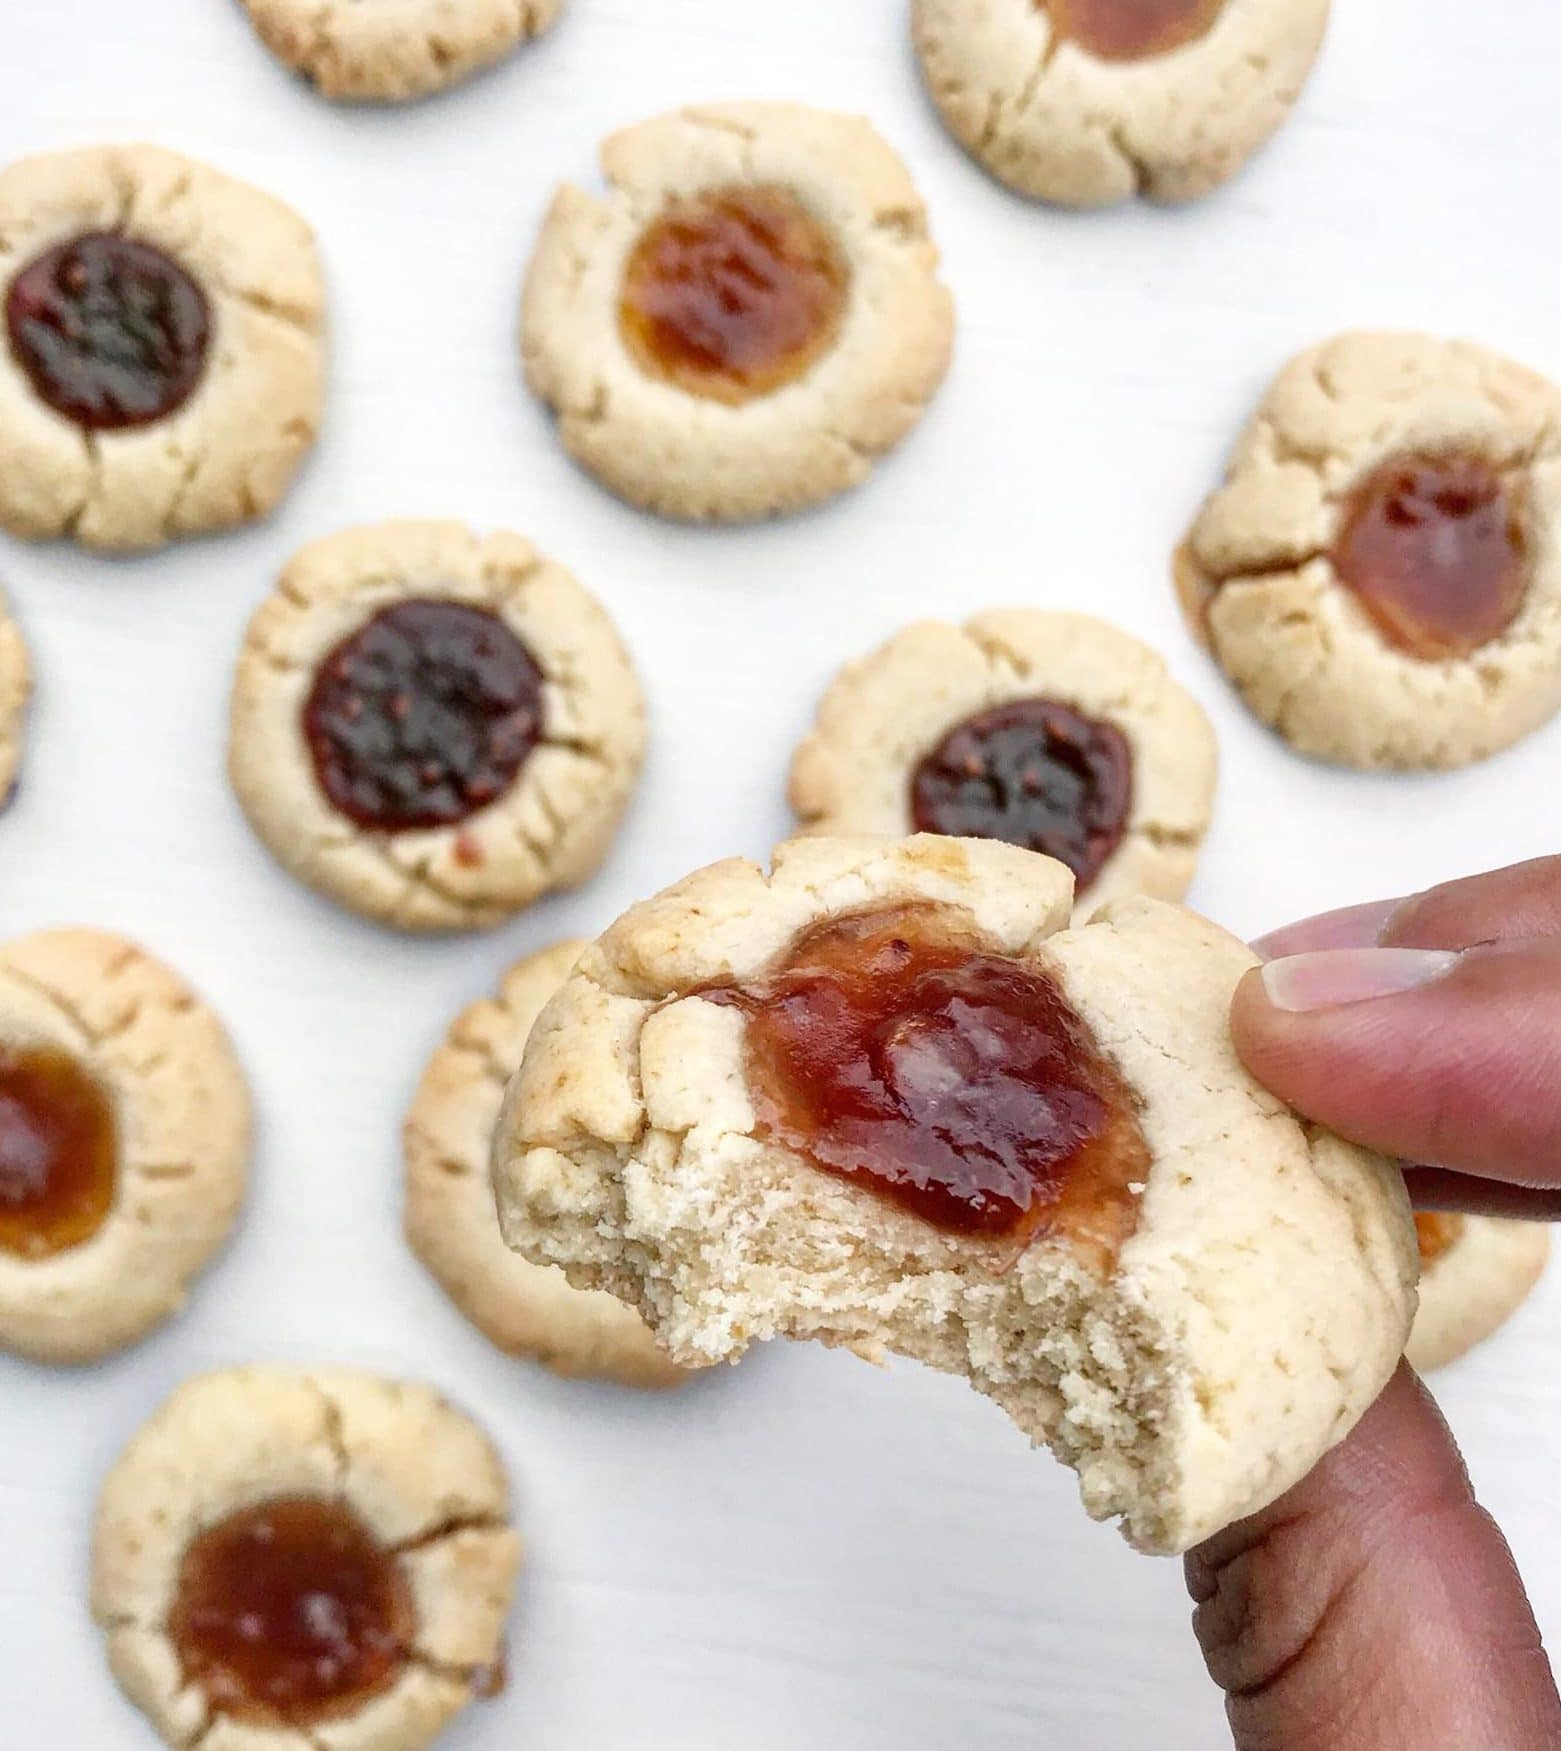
[1188, 855, 1561, 1749]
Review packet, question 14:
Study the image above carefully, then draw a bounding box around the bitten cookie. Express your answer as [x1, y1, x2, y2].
[789, 611, 1217, 917]
[913, 0, 1329, 207]
[0, 929, 250, 1364]
[493, 836, 1415, 1555]
[1178, 332, 1561, 769]
[1406, 1213, 1550, 1374]
[229, 521, 646, 932]
[238, 0, 563, 103]
[521, 101, 954, 520]
[0, 586, 30, 808]
[405, 940, 686, 1385]
[0, 145, 324, 551]
[92, 1367, 521, 1750]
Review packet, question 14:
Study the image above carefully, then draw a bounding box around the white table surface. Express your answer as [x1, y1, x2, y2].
[5, 1, 1561, 1745]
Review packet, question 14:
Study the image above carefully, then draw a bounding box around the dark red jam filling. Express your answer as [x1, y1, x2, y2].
[0, 1043, 117, 1260]
[1046, 0, 1225, 61]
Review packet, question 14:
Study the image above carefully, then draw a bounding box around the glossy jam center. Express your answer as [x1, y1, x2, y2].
[1333, 453, 1530, 660]
[619, 185, 849, 404]
[6, 231, 210, 430]
[1046, 0, 1225, 60]
[169, 1496, 414, 1727]
[910, 700, 1133, 894]
[1415, 1211, 1465, 1269]
[714, 905, 1147, 1256]
[0, 1044, 117, 1260]
[303, 599, 544, 834]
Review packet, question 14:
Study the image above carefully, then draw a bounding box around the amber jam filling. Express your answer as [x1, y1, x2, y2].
[1415, 1211, 1465, 1269]
[1045, 0, 1225, 61]
[1333, 452, 1530, 660]
[302, 599, 544, 834]
[619, 185, 849, 405]
[910, 700, 1133, 894]
[169, 1496, 414, 1727]
[6, 232, 210, 430]
[0, 1044, 117, 1260]
[708, 905, 1147, 1257]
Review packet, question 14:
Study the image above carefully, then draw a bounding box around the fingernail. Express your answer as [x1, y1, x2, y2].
[1252, 898, 1405, 961]
[1260, 947, 1462, 1013]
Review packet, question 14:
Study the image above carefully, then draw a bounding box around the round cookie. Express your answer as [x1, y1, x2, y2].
[1405, 1213, 1550, 1374]
[789, 611, 1217, 918]
[238, 0, 563, 104]
[492, 835, 1415, 1555]
[0, 928, 250, 1364]
[0, 145, 324, 551]
[405, 939, 686, 1385]
[0, 585, 30, 809]
[912, 0, 1330, 208]
[229, 521, 645, 932]
[1177, 332, 1561, 769]
[521, 101, 954, 521]
[92, 1366, 521, 1750]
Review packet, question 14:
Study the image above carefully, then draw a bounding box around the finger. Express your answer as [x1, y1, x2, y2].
[1231, 937, 1561, 1185]
[1403, 1167, 1561, 1223]
[1187, 1365, 1561, 1751]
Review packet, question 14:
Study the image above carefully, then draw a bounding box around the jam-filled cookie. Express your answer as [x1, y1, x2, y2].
[789, 611, 1216, 918]
[913, 0, 1330, 207]
[92, 1367, 521, 1750]
[0, 929, 250, 1364]
[229, 521, 645, 932]
[0, 587, 30, 809]
[238, 0, 563, 104]
[492, 835, 1415, 1555]
[521, 101, 954, 521]
[406, 940, 686, 1386]
[1178, 333, 1561, 769]
[1405, 1213, 1550, 1374]
[0, 145, 324, 551]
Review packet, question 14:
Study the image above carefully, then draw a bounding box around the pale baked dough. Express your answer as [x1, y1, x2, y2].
[1406, 1217, 1550, 1374]
[229, 521, 646, 932]
[0, 145, 325, 552]
[521, 101, 954, 521]
[238, 0, 562, 102]
[92, 1366, 522, 1751]
[1178, 331, 1561, 769]
[493, 835, 1416, 1555]
[0, 585, 30, 808]
[913, 0, 1330, 207]
[406, 939, 686, 1385]
[788, 611, 1217, 918]
[0, 929, 251, 1364]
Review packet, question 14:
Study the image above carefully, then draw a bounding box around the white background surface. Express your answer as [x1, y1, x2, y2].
[4, 1, 1561, 1745]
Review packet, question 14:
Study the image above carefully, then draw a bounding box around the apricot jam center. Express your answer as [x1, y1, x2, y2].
[619, 185, 849, 404]
[715, 905, 1147, 1253]
[303, 599, 544, 834]
[1415, 1211, 1465, 1269]
[169, 1496, 414, 1727]
[0, 1044, 117, 1260]
[6, 232, 210, 430]
[911, 700, 1133, 894]
[1333, 453, 1530, 660]
[1046, 0, 1225, 61]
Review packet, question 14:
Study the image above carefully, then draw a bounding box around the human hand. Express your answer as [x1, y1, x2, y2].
[1187, 856, 1561, 1749]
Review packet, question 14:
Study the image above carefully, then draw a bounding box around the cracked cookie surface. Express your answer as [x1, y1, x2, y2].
[0, 145, 324, 551]
[0, 928, 250, 1363]
[1406, 1214, 1550, 1374]
[228, 521, 646, 932]
[788, 611, 1217, 918]
[405, 940, 686, 1385]
[0, 587, 30, 809]
[237, 0, 563, 104]
[492, 834, 1416, 1554]
[913, 0, 1330, 207]
[92, 1366, 521, 1751]
[1178, 332, 1561, 768]
[521, 101, 954, 521]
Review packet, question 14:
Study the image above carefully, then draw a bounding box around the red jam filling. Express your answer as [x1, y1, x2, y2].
[0, 1043, 117, 1260]
[1046, 0, 1225, 61]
